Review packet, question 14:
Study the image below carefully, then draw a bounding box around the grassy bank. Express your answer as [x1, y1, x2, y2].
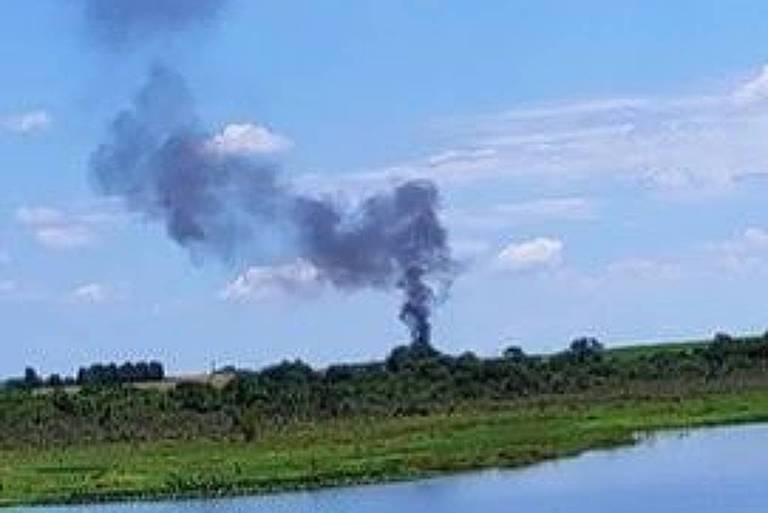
[3, 387, 768, 507]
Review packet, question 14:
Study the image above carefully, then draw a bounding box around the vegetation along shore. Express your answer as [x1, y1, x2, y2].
[3, 332, 768, 506]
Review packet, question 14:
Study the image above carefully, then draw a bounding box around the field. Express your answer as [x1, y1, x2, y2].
[3, 333, 768, 507]
[604, 339, 709, 361]
[3, 387, 768, 507]
[32, 372, 236, 397]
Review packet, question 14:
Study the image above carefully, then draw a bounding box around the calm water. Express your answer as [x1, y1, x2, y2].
[13, 423, 768, 513]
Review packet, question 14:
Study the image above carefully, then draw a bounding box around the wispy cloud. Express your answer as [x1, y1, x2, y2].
[433, 67, 768, 192]
[35, 226, 93, 250]
[15, 200, 130, 251]
[574, 226, 768, 286]
[0, 278, 52, 303]
[447, 197, 594, 232]
[69, 283, 111, 304]
[220, 259, 322, 302]
[605, 257, 683, 282]
[16, 207, 95, 250]
[0, 280, 18, 294]
[319, 65, 768, 196]
[451, 238, 494, 263]
[1, 110, 52, 135]
[733, 65, 768, 105]
[713, 227, 768, 274]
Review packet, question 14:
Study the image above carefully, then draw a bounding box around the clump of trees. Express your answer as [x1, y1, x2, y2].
[4, 361, 164, 391]
[76, 361, 164, 386]
[2, 332, 768, 448]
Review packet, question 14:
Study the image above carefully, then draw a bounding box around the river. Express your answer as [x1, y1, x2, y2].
[12, 423, 768, 512]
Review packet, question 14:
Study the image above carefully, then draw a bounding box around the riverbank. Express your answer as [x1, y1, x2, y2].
[3, 387, 768, 507]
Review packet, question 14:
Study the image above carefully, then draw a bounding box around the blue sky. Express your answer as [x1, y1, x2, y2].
[4, 1, 768, 376]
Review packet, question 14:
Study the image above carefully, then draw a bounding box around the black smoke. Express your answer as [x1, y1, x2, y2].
[90, 65, 286, 262]
[91, 65, 455, 345]
[83, 0, 229, 46]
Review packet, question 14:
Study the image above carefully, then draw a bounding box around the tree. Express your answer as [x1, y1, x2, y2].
[386, 342, 441, 372]
[260, 360, 316, 384]
[568, 337, 604, 363]
[713, 332, 734, 345]
[23, 367, 42, 389]
[148, 361, 165, 381]
[118, 362, 136, 382]
[47, 374, 64, 388]
[502, 345, 527, 362]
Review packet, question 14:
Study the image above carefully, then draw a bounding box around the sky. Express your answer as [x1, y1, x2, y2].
[5, 1, 768, 376]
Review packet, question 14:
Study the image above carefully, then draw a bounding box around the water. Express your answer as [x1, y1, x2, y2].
[13, 423, 768, 513]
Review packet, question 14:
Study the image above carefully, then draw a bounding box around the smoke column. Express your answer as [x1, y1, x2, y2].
[79, 0, 458, 345]
[91, 65, 456, 345]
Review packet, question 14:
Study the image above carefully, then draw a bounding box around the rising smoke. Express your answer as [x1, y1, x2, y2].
[90, 65, 456, 345]
[83, 0, 229, 46]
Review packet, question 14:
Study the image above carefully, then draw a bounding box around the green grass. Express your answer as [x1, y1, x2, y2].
[3, 388, 768, 507]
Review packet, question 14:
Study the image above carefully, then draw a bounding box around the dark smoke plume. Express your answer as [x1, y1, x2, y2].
[90, 65, 286, 262]
[91, 65, 455, 345]
[83, 0, 228, 45]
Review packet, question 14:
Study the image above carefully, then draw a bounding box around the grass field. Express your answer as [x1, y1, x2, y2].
[604, 339, 709, 361]
[32, 372, 236, 397]
[3, 387, 768, 507]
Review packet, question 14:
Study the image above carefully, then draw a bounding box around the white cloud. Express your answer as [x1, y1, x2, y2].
[2, 110, 52, 135]
[220, 259, 322, 302]
[70, 283, 110, 304]
[496, 237, 563, 272]
[205, 123, 293, 156]
[16, 206, 95, 250]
